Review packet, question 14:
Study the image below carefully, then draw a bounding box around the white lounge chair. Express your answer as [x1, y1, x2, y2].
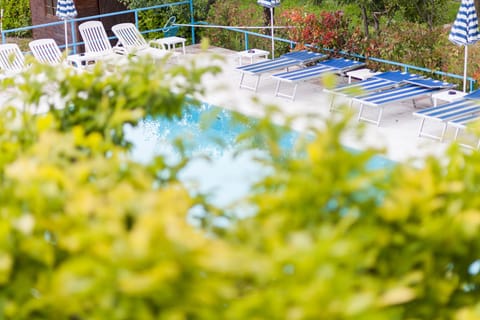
[0, 43, 25, 76]
[270, 58, 366, 100]
[111, 23, 170, 60]
[236, 50, 327, 92]
[78, 20, 124, 63]
[29, 38, 63, 65]
[353, 78, 455, 126]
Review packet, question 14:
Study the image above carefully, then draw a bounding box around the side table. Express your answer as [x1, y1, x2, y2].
[431, 90, 467, 107]
[150, 36, 187, 55]
[236, 49, 270, 65]
[66, 52, 99, 69]
[345, 68, 380, 83]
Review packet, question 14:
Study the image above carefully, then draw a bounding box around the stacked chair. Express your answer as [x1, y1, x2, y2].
[0, 43, 26, 76]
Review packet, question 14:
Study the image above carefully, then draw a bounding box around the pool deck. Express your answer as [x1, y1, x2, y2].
[3, 43, 466, 164]
[184, 44, 460, 164]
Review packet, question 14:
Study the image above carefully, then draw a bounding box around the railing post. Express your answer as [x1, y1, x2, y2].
[70, 20, 77, 54]
[189, 0, 195, 44]
[244, 33, 249, 50]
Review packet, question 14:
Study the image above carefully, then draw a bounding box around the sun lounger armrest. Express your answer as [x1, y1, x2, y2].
[112, 45, 127, 55]
[148, 40, 167, 50]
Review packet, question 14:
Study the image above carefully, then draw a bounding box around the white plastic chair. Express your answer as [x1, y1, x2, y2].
[0, 43, 25, 74]
[29, 38, 63, 65]
[111, 23, 170, 60]
[79, 20, 123, 61]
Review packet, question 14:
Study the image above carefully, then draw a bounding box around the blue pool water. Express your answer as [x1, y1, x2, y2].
[125, 103, 299, 213]
[125, 103, 394, 217]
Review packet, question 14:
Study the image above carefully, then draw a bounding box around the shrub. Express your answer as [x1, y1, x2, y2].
[1, 0, 31, 36]
[281, 9, 354, 54]
[1, 40, 480, 320]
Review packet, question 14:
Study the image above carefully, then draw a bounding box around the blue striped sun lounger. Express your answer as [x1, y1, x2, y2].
[269, 58, 365, 101]
[449, 114, 480, 149]
[323, 70, 422, 111]
[413, 89, 480, 141]
[236, 50, 327, 92]
[353, 78, 455, 126]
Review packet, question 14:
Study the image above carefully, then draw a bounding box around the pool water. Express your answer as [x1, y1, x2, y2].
[125, 103, 394, 217]
[125, 103, 299, 212]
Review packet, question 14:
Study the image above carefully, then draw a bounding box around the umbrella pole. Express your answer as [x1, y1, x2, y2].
[64, 19, 69, 56]
[463, 45, 468, 92]
[270, 6, 274, 60]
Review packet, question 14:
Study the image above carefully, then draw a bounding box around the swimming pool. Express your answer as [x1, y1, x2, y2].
[125, 102, 394, 220]
[125, 103, 298, 213]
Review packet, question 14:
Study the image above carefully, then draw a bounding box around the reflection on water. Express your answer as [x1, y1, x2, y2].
[125, 103, 297, 216]
[124, 103, 394, 225]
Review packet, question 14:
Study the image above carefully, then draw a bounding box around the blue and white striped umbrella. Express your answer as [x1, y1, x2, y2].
[257, 0, 280, 8]
[449, 0, 479, 92]
[257, 0, 280, 59]
[56, 0, 78, 54]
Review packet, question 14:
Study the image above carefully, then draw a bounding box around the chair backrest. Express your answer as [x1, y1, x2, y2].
[29, 38, 63, 65]
[0, 43, 25, 73]
[111, 23, 148, 51]
[79, 20, 113, 55]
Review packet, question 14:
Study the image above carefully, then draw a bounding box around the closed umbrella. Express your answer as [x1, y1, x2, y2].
[56, 0, 78, 55]
[449, 0, 480, 92]
[257, 0, 280, 59]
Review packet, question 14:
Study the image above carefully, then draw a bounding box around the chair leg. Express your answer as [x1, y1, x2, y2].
[417, 118, 426, 137]
[376, 108, 383, 127]
[239, 73, 245, 88]
[440, 123, 448, 142]
[291, 84, 298, 101]
[329, 95, 335, 111]
[274, 81, 281, 97]
[253, 76, 260, 92]
[454, 127, 460, 140]
[357, 104, 364, 121]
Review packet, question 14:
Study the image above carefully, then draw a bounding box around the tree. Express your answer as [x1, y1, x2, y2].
[398, 0, 451, 30]
[336, 0, 397, 37]
[338, 0, 450, 37]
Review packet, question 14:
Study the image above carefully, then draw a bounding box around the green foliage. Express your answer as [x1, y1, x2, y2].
[281, 9, 356, 54]
[0, 0, 31, 36]
[2, 39, 480, 319]
[202, 0, 280, 53]
[118, 0, 211, 41]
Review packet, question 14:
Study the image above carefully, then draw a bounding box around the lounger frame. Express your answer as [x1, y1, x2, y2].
[236, 51, 326, 92]
[270, 58, 365, 101]
[353, 79, 454, 126]
[324, 71, 421, 111]
[413, 99, 480, 141]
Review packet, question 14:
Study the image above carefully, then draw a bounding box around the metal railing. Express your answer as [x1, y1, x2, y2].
[0, 3, 475, 91]
[1, 1, 196, 54]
